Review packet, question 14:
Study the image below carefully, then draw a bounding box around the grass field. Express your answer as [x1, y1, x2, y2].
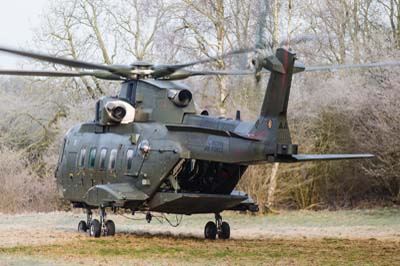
[1, 235, 400, 266]
[0, 209, 399, 265]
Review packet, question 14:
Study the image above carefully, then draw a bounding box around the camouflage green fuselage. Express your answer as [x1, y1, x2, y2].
[56, 113, 272, 212]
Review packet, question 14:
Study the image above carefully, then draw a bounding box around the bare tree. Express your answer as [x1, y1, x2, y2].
[36, 0, 101, 98]
[378, 0, 400, 48]
[176, 0, 231, 116]
[35, 0, 174, 98]
[109, 0, 175, 61]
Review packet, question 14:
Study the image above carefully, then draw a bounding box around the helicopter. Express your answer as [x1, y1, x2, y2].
[0, 45, 382, 240]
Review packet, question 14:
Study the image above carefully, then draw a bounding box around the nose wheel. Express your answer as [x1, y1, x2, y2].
[204, 213, 230, 240]
[77, 208, 116, 237]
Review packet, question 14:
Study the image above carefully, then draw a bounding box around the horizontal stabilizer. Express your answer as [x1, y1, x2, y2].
[292, 154, 374, 162]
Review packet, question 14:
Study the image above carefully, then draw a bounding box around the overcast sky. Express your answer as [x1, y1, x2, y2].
[0, 0, 49, 68]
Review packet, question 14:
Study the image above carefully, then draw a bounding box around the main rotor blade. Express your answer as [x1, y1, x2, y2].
[0, 69, 89, 77]
[152, 48, 256, 78]
[0, 45, 258, 80]
[0, 69, 124, 81]
[175, 48, 256, 69]
[306, 61, 400, 72]
[189, 70, 256, 76]
[164, 69, 257, 80]
[0, 46, 113, 71]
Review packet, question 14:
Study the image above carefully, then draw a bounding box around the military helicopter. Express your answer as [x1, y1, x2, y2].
[0, 45, 382, 240]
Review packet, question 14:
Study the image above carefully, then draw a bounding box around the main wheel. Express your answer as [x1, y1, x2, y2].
[204, 221, 217, 240]
[89, 219, 101, 238]
[218, 221, 230, 240]
[78, 220, 87, 233]
[105, 220, 115, 236]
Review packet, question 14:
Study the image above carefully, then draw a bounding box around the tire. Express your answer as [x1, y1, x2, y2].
[89, 219, 101, 238]
[78, 220, 87, 233]
[105, 220, 115, 236]
[218, 222, 230, 240]
[204, 221, 217, 240]
[78, 221, 88, 233]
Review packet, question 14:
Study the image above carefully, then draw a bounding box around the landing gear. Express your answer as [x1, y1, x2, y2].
[99, 207, 116, 237]
[90, 219, 101, 237]
[78, 209, 92, 234]
[204, 213, 231, 240]
[218, 221, 230, 240]
[204, 221, 217, 240]
[105, 220, 116, 236]
[78, 220, 87, 232]
[77, 207, 116, 237]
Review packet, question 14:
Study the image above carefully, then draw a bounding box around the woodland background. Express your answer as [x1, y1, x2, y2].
[0, 0, 399, 213]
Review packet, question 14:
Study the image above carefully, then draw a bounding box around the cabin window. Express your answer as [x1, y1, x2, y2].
[126, 149, 134, 170]
[109, 149, 118, 170]
[78, 149, 86, 168]
[89, 148, 97, 168]
[99, 148, 107, 169]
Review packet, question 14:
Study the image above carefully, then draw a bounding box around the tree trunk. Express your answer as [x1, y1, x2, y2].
[273, 0, 279, 50]
[352, 0, 360, 63]
[287, 0, 293, 47]
[338, 2, 348, 64]
[267, 163, 280, 208]
[397, 0, 400, 48]
[215, 0, 228, 116]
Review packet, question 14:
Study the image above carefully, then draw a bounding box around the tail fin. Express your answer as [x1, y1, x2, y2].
[250, 48, 304, 156]
[260, 48, 299, 117]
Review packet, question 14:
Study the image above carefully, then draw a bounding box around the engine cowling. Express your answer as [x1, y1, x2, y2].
[168, 89, 192, 107]
[96, 97, 135, 125]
